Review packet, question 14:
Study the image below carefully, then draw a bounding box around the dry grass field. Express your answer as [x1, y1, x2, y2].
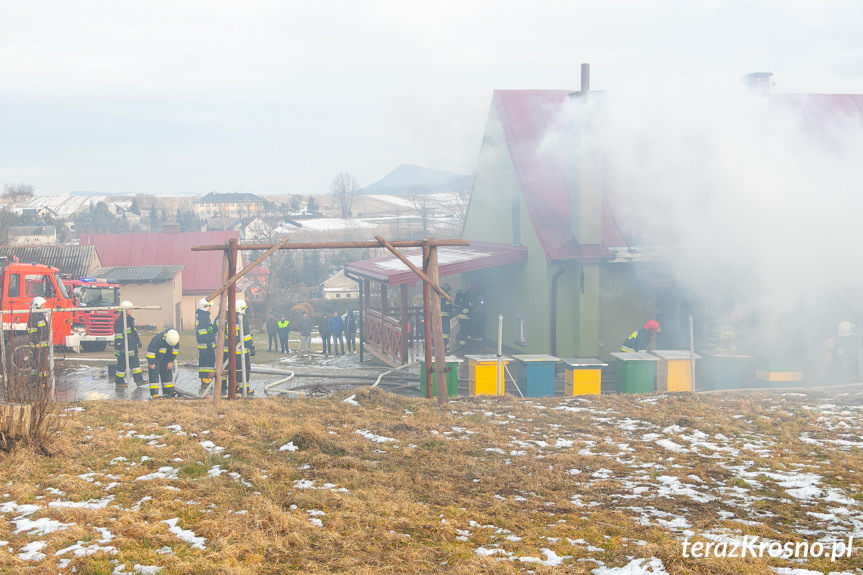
[1, 389, 863, 574]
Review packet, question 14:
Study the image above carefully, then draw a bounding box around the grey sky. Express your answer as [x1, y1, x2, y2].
[2, 0, 862, 196]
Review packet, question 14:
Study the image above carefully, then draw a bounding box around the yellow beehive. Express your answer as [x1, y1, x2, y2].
[466, 355, 510, 396]
[561, 358, 606, 396]
[651, 350, 701, 392]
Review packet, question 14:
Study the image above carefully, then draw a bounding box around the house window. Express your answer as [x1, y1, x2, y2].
[514, 314, 526, 346]
[511, 196, 522, 246]
[336, 294, 341, 298]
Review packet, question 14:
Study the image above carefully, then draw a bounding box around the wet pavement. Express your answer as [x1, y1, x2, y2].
[51, 351, 426, 402]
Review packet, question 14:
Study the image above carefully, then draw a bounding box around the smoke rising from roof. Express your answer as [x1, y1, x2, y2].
[546, 70, 863, 351]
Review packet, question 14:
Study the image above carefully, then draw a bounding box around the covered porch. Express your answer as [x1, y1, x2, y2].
[344, 241, 528, 367]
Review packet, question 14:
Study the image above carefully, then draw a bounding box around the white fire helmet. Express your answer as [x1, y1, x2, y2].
[838, 321, 855, 337]
[236, 299, 248, 314]
[31, 297, 47, 309]
[120, 300, 134, 310]
[198, 298, 213, 310]
[165, 329, 180, 346]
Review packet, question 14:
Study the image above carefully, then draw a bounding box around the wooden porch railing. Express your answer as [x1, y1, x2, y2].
[363, 309, 405, 366]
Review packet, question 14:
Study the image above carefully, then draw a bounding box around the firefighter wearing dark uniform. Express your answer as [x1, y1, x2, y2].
[456, 283, 484, 351]
[27, 297, 50, 384]
[440, 284, 452, 351]
[114, 301, 145, 386]
[146, 329, 180, 398]
[621, 320, 661, 352]
[217, 300, 254, 396]
[195, 298, 216, 385]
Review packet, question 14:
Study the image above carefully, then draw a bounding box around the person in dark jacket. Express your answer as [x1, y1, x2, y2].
[266, 312, 278, 351]
[146, 329, 180, 398]
[114, 301, 145, 386]
[329, 311, 345, 355]
[277, 315, 291, 353]
[318, 313, 331, 354]
[196, 298, 216, 386]
[440, 284, 452, 352]
[27, 297, 50, 385]
[621, 320, 661, 352]
[216, 300, 255, 396]
[345, 309, 357, 353]
[297, 312, 313, 353]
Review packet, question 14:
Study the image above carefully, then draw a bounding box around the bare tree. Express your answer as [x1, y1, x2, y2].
[330, 172, 360, 218]
[3, 183, 35, 198]
[410, 185, 435, 238]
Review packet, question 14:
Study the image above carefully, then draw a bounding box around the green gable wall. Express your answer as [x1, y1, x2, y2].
[461, 96, 657, 361]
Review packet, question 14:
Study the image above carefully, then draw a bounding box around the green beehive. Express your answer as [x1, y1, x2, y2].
[419, 357, 463, 398]
[610, 352, 658, 394]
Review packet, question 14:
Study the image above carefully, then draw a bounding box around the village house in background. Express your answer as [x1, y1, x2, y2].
[79, 230, 243, 329]
[90, 265, 183, 329]
[321, 269, 359, 300]
[7, 225, 57, 246]
[206, 215, 272, 241]
[194, 192, 265, 219]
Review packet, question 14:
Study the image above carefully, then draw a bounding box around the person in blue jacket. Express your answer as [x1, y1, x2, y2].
[328, 311, 345, 355]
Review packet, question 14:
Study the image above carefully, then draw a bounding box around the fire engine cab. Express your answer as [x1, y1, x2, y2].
[0, 255, 75, 348]
[63, 278, 121, 352]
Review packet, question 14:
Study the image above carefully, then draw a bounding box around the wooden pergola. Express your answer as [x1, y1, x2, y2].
[192, 236, 469, 406]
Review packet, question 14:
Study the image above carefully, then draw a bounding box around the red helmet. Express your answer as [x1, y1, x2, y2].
[730, 310, 743, 323]
[644, 320, 661, 333]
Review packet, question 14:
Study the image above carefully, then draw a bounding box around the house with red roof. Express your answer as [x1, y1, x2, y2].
[79, 231, 241, 330]
[461, 72, 863, 364]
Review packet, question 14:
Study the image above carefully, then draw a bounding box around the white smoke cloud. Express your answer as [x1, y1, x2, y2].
[544, 70, 863, 351]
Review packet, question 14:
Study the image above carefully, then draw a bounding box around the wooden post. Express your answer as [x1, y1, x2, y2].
[226, 238, 238, 400]
[400, 284, 409, 364]
[213, 247, 229, 407]
[423, 240, 432, 398]
[381, 285, 387, 319]
[430, 245, 447, 404]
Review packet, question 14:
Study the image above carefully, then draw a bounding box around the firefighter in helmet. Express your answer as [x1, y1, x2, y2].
[440, 283, 452, 352]
[26, 297, 50, 384]
[114, 300, 145, 386]
[146, 329, 180, 398]
[195, 298, 216, 387]
[217, 299, 254, 396]
[622, 320, 661, 352]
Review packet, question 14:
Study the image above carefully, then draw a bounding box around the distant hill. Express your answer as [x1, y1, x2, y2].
[360, 164, 468, 196]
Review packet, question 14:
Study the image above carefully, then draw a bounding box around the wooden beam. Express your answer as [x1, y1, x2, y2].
[213, 247, 229, 408]
[429, 244, 447, 404]
[422, 240, 432, 398]
[206, 238, 288, 302]
[374, 235, 452, 302]
[400, 284, 408, 364]
[192, 239, 469, 251]
[226, 238, 238, 400]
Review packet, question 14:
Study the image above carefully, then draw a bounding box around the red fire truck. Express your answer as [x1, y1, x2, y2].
[63, 278, 121, 352]
[0, 256, 75, 348]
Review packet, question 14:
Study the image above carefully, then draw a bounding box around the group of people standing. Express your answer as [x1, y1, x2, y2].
[266, 309, 357, 356]
[318, 310, 357, 355]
